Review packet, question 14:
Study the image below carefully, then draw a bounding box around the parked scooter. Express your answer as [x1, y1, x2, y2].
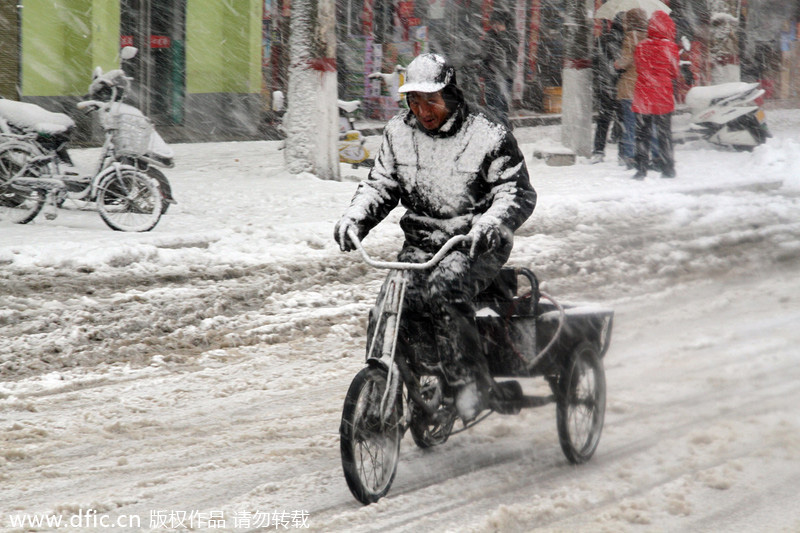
[673, 81, 771, 151]
[270, 92, 374, 169]
[84, 49, 175, 211]
[0, 46, 175, 213]
[338, 99, 373, 168]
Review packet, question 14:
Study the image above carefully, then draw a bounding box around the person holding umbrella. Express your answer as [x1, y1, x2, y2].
[614, 8, 649, 169]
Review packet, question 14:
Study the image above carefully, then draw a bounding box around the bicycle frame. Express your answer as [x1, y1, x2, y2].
[0, 127, 139, 217]
[347, 228, 471, 422]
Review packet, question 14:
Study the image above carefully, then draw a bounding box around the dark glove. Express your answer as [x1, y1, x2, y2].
[469, 224, 500, 259]
[334, 217, 361, 252]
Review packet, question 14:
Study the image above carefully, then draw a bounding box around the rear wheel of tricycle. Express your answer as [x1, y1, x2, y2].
[556, 341, 606, 464]
[340, 367, 403, 504]
[96, 168, 162, 232]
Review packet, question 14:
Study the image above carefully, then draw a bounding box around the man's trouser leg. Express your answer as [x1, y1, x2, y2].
[619, 99, 636, 163]
[654, 113, 674, 175]
[593, 93, 614, 154]
[426, 246, 510, 386]
[374, 244, 508, 385]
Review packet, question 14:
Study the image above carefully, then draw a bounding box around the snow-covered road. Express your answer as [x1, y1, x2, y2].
[2, 113, 800, 532]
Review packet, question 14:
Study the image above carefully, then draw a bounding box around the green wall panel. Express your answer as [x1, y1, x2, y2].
[186, 0, 261, 94]
[20, 0, 119, 97]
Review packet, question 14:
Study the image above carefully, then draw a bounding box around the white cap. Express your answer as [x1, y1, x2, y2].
[398, 53, 455, 94]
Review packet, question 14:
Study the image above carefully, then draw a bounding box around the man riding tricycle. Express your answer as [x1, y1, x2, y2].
[334, 53, 613, 504]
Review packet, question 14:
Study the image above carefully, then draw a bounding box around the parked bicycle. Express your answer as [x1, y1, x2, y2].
[0, 46, 173, 231]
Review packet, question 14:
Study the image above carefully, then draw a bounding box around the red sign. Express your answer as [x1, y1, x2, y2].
[398, 1, 415, 18]
[120, 35, 171, 48]
[361, 0, 374, 35]
[150, 35, 171, 49]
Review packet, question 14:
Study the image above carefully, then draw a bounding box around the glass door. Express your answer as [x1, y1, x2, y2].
[121, 0, 186, 125]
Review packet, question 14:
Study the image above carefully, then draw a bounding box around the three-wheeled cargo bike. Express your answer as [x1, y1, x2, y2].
[339, 232, 614, 504]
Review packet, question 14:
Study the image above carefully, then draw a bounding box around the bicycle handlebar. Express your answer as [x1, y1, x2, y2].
[346, 227, 471, 270]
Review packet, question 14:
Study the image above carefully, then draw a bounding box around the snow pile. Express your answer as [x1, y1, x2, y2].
[750, 136, 800, 191]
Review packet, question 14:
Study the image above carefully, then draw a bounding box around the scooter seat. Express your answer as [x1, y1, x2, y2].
[338, 100, 361, 114]
[0, 98, 75, 136]
[685, 82, 760, 114]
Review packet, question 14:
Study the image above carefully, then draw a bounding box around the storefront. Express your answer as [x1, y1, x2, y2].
[4, 1, 262, 143]
[2, 0, 797, 144]
[316, 0, 589, 118]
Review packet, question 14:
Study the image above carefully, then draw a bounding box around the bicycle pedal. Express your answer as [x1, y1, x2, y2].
[489, 380, 523, 415]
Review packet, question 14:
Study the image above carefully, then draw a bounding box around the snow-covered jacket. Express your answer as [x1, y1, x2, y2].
[615, 8, 648, 101]
[632, 10, 681, 115]
[341, 103, 536, 252]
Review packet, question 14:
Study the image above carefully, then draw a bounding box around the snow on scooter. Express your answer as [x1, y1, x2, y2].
[270, 92, 374, 168]
[673, 81, 771, 150]
[339, 228, 614, 504]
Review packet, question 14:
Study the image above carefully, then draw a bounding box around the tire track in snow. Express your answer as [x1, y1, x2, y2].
[309, 270, 800, 531]
[0, 253, 382, 380]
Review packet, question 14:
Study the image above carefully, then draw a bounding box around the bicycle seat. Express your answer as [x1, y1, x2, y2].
[338, 100, 361, 114]
[475, 268, 539, 317]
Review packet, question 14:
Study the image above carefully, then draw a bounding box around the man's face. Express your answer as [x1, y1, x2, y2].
[407, 91, 450, 131]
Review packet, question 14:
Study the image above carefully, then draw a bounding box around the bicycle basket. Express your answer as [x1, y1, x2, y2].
[110, 113, 153, 157]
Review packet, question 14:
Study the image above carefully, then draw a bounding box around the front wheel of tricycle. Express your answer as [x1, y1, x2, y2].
[96, 168, 162, 232]
[340, 366, 403, 504]
[556, 341, 606, 464]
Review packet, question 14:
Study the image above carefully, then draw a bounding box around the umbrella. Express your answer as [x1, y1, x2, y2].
[594, 0, 671, 20]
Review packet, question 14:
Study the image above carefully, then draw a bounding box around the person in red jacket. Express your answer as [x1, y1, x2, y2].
[632, 10, 681, 179]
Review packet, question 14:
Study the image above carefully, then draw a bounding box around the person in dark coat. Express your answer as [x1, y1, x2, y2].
[632, 10, 681, 179]
[334, 53, 536, 422]
[591, 14, 625, 163]
[481, 10, 519, 130]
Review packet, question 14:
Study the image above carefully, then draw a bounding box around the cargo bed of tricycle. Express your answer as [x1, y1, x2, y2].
[474, 267, 614, 379]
